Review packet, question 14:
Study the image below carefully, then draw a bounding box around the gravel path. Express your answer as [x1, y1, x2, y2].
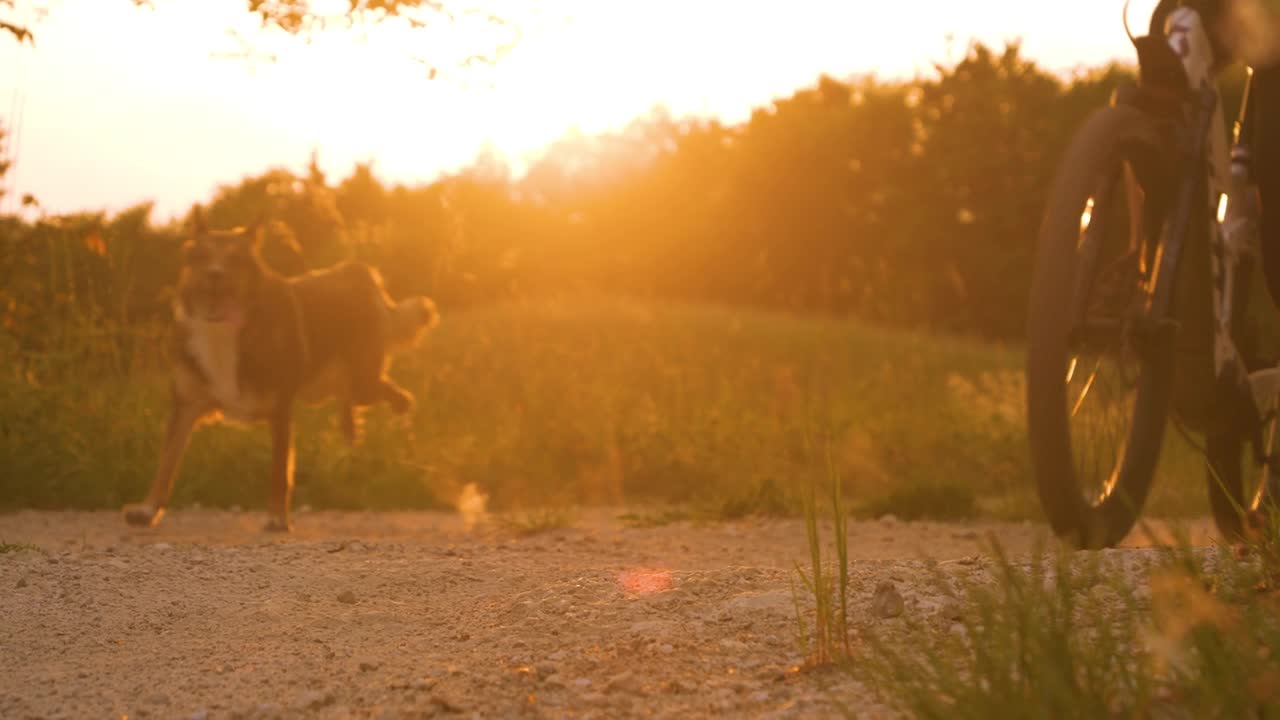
[0, 510, 1217, 719]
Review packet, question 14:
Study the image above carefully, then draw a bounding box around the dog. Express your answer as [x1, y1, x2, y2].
[123, 208, 438, 532]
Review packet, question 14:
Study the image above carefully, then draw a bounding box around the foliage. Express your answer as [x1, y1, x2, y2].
[0, 299, 1044, 513]
[0, 44, 1230, 514]
[1, 43, 1143, 342]
[0, 540, 38, 553]
[864, 483, 979, 522]
[857, 519, 1280, 718]
[859, 542, 1153, 719]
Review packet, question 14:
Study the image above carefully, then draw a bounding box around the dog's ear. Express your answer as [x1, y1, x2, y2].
[188, 205, 208, 238]
[243, 213, 267, 251]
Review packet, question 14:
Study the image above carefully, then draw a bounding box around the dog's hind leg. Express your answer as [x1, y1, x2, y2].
[346, 340, 416, 415]
[379, 380, 415, 414]
[340, 402, 368, 446]
[265, 404, 297, 533]
[124, 398, 208, 528]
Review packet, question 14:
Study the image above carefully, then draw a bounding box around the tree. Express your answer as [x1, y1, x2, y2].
[0, 123, 9, 202]
[4, 1, 514, 56]
[1, 0, 35, 44]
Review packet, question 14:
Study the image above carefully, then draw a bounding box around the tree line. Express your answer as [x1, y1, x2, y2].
[6, 43, 1244, 357]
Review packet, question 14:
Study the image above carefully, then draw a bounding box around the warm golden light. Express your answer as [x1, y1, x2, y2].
[1080, 197, 1096, 233]
[617, 569, 673, 595]
[0, 0, 1163, 215]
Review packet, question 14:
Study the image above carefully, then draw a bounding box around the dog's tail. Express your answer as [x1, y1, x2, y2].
[387, 295, 440, 348]
[336, 261, 440, 349]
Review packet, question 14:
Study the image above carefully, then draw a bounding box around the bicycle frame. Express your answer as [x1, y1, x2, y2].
[1140, 8, 1273, 419]
[1153, 7, 1280, 495]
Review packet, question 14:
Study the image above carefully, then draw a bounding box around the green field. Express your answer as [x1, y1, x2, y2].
[0, 298, 1212, 520]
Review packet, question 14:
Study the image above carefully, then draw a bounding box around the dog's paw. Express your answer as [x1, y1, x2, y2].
[123, 504, 164, 528]
[264, 516, 294, 534]
[386, 388, 415, 415]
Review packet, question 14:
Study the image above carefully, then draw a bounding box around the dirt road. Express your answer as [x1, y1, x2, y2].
[0, 510, 1217, 719]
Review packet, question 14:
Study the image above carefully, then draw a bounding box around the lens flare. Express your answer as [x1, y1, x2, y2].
[617, 569, 673, 595]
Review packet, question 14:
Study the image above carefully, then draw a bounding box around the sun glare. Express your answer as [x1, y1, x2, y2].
[2, 0, 1166, 214]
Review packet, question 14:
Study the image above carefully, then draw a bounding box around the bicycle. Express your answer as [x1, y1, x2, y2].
[1025, 2, 1280, 549]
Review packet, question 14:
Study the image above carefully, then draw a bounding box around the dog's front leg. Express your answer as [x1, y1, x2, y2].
[124, 399, 207, 528]
[265, 403, 296, 533]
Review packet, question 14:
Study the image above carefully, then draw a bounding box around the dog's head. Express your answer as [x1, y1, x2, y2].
[177, 207, 266, 325]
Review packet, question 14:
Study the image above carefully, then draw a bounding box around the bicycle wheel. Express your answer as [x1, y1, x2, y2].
[1205, 259, 1280, 540]
[1206, 420, 1278, 541]
[1027, 105, 1174, 549]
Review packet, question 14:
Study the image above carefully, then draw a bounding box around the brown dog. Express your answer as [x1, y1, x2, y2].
[123, 208, 438, 531]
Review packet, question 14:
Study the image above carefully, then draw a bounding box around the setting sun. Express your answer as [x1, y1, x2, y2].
[1, 0, 1157, 216]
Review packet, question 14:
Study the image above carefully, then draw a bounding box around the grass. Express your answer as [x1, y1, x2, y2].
[769, 421, 1280, 715]
[0, 541, 38, 554]
[843, 512, 1280, 718]
[792, 442, 853, 666]
[0, 296, 1214, 518]
[496, 505, 578, 536]
[863, 482, 978, 522]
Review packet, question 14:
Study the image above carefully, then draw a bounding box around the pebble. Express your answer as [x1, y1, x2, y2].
[607, 671, 640, 694]
[429, 694, 464, 713]
[337, 591, 357, 604]
[871, 581, 905, 619]
[544, 673, 567, 687]
[15, 577, 27, 589]
[299, 690, 335, 709]
[250, 702, 283, 719]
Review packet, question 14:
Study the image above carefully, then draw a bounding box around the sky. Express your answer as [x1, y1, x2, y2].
[0, 0, 1162, 219]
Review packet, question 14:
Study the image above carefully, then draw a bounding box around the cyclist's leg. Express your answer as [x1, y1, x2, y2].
[1257, 64, 1280, 302]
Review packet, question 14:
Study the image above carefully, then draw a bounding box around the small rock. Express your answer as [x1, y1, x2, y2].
[749, 690, 770, 703]
[250, 702, 282, 720]
[607, 671, 640, 694]
[151, 543, 172, 551]
[429, 695, 464, 714]
[15, 577, 27, 589]
[657, 643, 674, 654]
[546, 650, 568, 661]
[359, 660, 380, 672]
[337, 591, 357, 605]
[188, 710, 209, 720]
[147, 693, 170, 705]
[572, 678, 592, 689]
[871, 581, 905, 619]
[879, 514, 899, 524]
[544, 673, 567, 688]
[939, 597, 964, 621]
[536, 663, 558, 677]
[299, 691, 335, 710]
